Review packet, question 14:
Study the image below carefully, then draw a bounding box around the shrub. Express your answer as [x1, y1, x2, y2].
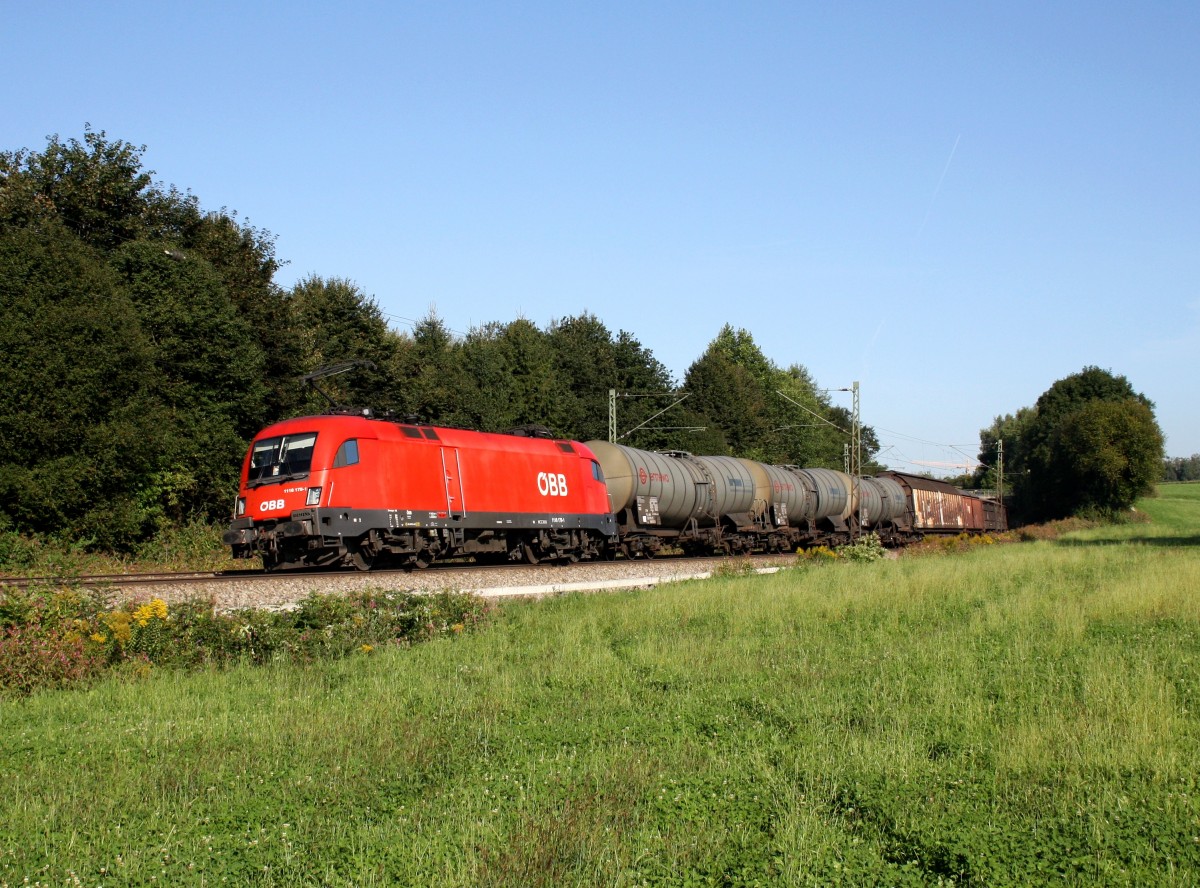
[837, 532, 887, 562]
[132, 519, 233, 569]
[0, 586, 496, 697]
[0, 620, 105, 694]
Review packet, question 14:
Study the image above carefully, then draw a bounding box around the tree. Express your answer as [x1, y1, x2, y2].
[395, 313, 473, 427]
[684, 347, 770, 457]
[288, 276, 407, 414]
[1016, 367, 1163, 520]
[973, 407, 1035, 492]
[682, 325, 878, 468]
[0, 127, 152, 250]
[0, 128, 294, 547]
[1162, 455, 1200, 482]
[1052, 399, 1164, 514]
[457, 319, 564, 432]
[0, 220, 167, 544]
[544, 314, 677, 444]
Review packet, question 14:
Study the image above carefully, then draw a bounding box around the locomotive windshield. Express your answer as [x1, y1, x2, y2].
[247, 433, 318, 486]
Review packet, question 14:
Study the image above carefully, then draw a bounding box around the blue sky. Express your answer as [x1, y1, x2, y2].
[5, 2, 1197, 472]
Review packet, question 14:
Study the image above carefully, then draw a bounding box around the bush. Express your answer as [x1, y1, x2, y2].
[0, 620, 105, 694]
[837, 532, 887, 562]
[0, 586, 496, 697]
[132, 519, 233, 569]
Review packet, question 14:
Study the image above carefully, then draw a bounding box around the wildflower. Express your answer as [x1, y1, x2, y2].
[360, 644, 374, 653]
[133, 598, 169, 627]
[90, 633, 108, 644]
[451, 623, 465, 634]
[103, 611, 133, 645]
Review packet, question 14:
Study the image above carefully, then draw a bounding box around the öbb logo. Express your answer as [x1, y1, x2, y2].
[537, 472, 569, 497]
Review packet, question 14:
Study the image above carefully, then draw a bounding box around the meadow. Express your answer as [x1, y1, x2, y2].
[2, 485, 1198, 886]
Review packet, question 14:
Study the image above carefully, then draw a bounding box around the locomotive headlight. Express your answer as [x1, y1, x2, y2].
[306, 486, 322, 506]
[236, 496, 246, 517]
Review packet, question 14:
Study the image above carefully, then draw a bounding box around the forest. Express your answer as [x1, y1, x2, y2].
[0, 129, 877, 552]
[1, 129, 1170, 553]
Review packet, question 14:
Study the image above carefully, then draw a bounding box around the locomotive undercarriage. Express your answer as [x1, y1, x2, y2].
[229, 510, 615, 572]
[228, 508, 922, 573]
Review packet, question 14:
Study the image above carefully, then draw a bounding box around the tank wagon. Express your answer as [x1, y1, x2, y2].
[583, 443, 1004, 557]
[225, 415, 1006, 570]
[223, 413, 616, 570]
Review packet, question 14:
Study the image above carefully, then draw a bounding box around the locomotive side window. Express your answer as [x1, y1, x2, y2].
[592, 460, 604, 482]
[332, 439, 360, 468]
[247, 433, 318, 485]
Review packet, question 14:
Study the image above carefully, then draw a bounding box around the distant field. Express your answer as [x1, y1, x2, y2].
[2, 487, 1198, 886]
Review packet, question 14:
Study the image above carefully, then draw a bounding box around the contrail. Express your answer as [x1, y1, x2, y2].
[916, 133, 961, 240]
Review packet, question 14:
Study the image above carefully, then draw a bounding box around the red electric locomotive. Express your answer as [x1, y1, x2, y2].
[223, 413, 618, 570]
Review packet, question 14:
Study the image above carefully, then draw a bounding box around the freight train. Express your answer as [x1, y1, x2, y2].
[223, 412, 1006, 571]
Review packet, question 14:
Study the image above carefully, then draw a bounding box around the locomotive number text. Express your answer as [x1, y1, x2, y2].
[537, 472, 569, 497]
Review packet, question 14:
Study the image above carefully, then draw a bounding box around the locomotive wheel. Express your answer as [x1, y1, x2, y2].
[350, 546, 375, 571]
[522, 542, 540, 565]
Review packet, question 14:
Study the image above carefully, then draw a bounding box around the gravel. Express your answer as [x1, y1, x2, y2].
[133, 555, 801, 611]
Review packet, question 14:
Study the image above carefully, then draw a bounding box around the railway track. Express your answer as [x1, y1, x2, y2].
[0, 554, 803, 619]
[0, 552, 798, 597]
[0, 568, 277, 592]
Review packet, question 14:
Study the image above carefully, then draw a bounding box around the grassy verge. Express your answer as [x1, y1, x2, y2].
[2, 487, 1198, 886]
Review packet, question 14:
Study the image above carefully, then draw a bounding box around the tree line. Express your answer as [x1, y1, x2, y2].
[0, 129, 872, 551]
[1162, 455, 1200, 483]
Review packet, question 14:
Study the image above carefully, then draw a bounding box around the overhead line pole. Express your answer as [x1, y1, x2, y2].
[997, 440, 1004, 503]
[609, 389, 699, 443]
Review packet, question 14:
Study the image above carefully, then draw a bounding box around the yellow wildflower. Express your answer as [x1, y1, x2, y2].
[360, 644, 374, 653]
[132, 598, 169, 627]
[103, 611, 133, 645]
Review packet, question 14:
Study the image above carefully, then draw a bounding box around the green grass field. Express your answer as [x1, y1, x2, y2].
[3, 486, 1199, 886]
